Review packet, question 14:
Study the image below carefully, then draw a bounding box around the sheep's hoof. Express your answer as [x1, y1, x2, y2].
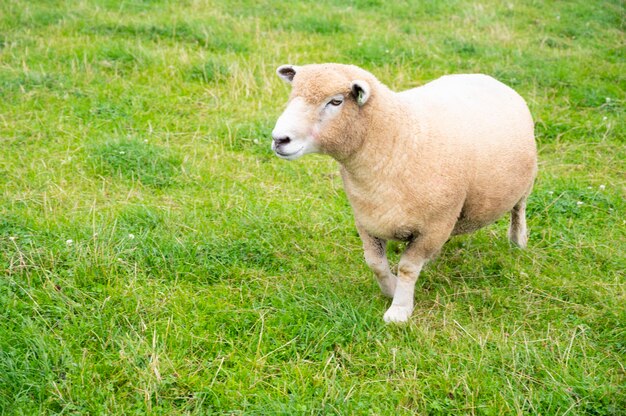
[508, 227, 528, 248]
[381, 287, 395, 299]
[508, 232, 528, 248]
[383, 305, 413, 323]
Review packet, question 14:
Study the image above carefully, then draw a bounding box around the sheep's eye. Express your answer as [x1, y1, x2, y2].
[328, 98, 343, 106]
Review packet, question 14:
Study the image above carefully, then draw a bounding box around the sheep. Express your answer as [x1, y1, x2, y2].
[271, 63, 537, 323]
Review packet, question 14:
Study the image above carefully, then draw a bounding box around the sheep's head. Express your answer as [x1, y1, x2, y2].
[271, 63, 373, 161]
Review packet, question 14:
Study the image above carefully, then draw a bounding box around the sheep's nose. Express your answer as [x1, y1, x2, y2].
[272, 134, 291, 146]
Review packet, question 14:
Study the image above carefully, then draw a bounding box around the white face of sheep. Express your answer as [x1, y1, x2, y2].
[271, 65, 370, 161]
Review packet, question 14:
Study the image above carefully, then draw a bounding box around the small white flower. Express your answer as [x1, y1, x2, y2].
[128, 233, 135, 239]
[605, 97, 611, 103]
[143, 139, 148, 143]
[602, 116, 608, 121]
[66, 239, 73, 246]
[253, 139, 259, 144]
[548, 191, 554, 195]
[599, 184, 605, 190]
[119, 151, 125, 155]
[9, 236, 16, 241]
[587, 186, 592, 190]
[117, 258, 123, 262]
[576, 201, 583, 206]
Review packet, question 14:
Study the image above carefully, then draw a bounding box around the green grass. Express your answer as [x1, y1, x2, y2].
[0, 0, 624, 414]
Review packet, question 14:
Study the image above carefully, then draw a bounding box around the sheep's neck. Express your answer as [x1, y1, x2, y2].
[339, 97, 413, 188]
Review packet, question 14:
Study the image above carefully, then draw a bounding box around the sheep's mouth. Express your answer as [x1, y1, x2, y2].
[274, 146, 304, 160]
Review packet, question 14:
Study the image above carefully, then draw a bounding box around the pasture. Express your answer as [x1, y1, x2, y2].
[0, 0, 624, 414]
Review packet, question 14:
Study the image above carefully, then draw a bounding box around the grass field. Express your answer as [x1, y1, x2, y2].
[1, 0, 624, 414]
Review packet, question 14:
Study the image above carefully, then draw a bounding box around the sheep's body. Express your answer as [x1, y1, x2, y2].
[271, 64, 537, 323]
[343, 73, 536, 242]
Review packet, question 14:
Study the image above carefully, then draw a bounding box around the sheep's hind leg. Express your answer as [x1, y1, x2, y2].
[384, 225, 452, 323]
[508, 197, 528, 248]
[357, 225, 396, 298]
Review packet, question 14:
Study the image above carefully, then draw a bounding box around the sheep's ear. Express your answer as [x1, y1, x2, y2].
[351, 80, 371, 106]
[277, 65, 298, 83]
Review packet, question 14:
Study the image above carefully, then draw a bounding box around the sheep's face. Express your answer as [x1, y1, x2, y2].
[271, 64, 371, 161]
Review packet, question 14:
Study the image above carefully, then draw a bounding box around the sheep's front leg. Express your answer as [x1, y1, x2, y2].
[357, 224, 396, 298]
[384, 228, 451, 323]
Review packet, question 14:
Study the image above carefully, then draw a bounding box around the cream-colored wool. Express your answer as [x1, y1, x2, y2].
[271, 63, 537, 323]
